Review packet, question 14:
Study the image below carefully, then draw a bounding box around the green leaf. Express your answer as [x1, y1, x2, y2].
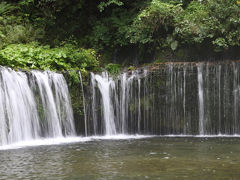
[170, 40, 178, 51]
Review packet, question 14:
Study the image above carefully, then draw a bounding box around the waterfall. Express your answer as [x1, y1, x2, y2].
[0, 68, 40, 145]
[90, 71, 142, 135]
[0, 67, 75, 146]
[183, 64, 186, 134]
[90, 72, 98, 135]
[137, 72, 141, 132]
[4, 61, 240, 142]
[79, 71, 88, 136]
[120, 73, 127, 133]
[233, 63, 239, 134]
[198, 64, 204, 135]
[85, 62, 240, 136]
[218, 65, 222, 134]
[93, 72, 117, 135]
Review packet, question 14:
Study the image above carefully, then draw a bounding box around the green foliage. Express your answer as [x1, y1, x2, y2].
[0, 43, 99, 72]
[174, 1, 211, 44]
[128, 66, 135, 71]
[166, 36, 178, 50]
[90, 7, 135, 51]
[212, 38, 228, 52]
[68, 70, 80, 84]
[0, 0, 239, 71]
[0, 16, 45, 48]
[0, 1, 16, 15]
[207, 0, 240, 50]
[0, 1, 45, 49]
[105, 63, 121, 75]
[98, 0, 124, 12]
[174, 0, 240, 51]
[129, 0, 182, 46]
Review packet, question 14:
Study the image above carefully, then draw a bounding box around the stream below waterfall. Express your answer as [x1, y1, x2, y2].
[1, 137, 240, 180]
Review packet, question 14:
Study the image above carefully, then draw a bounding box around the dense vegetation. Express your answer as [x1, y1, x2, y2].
[0, 0, 239, 73]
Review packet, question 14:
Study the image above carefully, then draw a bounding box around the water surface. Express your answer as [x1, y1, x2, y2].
[1, 137, 240, 180]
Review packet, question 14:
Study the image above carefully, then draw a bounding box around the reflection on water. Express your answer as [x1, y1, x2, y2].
[1, 137, 240, 180]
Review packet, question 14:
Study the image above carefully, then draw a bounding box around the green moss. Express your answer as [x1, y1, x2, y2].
[128, 66, 135, 71]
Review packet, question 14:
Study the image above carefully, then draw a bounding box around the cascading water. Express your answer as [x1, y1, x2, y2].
[198, 64, 204, 135]
[0, 67, 75, 146]
[85, 62, 240, 136]
[79, 71, 88, 136]
[2, 61, 240, 146]
[89, 71, 143, 135]
[0, 68, 40, 145]
[93, 72, 117, 135]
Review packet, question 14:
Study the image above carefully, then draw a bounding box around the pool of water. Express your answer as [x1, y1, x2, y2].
[0, 137, 240, 180]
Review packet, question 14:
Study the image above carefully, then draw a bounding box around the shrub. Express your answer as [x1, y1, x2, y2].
[105, 63, 121, 75]
[0, 43, 99, 72]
